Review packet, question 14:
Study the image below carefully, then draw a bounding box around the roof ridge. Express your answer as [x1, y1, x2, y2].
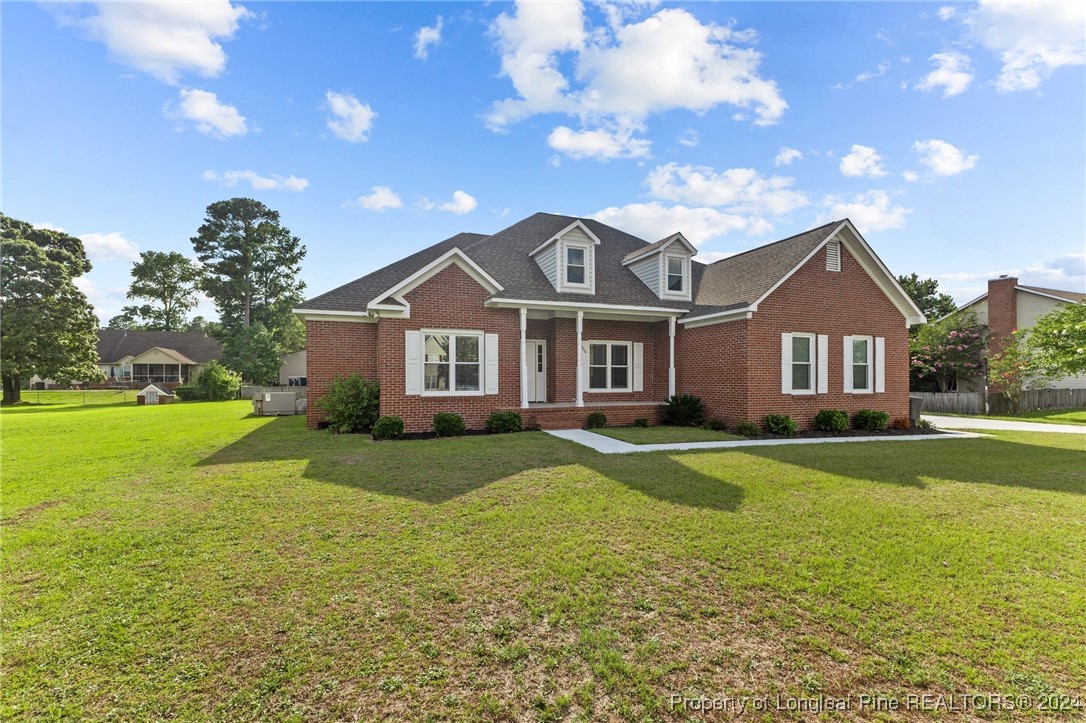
[705, 219, 843, 266]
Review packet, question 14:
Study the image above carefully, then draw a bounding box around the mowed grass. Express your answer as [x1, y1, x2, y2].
[938, 408, 1086, 427]
[593, 426, 743, 444]
[10, 389, 137, 408]
[2, 401, 1085, 721]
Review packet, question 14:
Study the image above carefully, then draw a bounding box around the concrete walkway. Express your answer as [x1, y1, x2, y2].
[922, 414, 1086, 434]
[545, 428, 984, 455]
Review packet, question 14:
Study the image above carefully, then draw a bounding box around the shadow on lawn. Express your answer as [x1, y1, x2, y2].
[739, 436, 1085, 495]
[198, 417, 745, 510]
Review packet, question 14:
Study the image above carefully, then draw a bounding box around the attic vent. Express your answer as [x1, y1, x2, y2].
[826, 241, 841, 272]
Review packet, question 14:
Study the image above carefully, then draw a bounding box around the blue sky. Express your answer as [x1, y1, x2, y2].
[3, 1, 1084, 323]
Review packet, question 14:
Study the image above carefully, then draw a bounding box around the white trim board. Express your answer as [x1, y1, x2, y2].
[366, 247, 504, 315]
[528, 220, 603, 257]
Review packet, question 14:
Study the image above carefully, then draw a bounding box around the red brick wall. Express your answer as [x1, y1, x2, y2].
[377, 264, 521, 432]
[305, 319, 378, 428]
[987, 276, 1018, 356]
[581, 318, 668, 403]
[674, 319, 750, 425]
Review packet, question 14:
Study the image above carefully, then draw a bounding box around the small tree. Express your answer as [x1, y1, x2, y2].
[1025, 301, 1086, 380]
[195, 361, 242, 401]
[987, 330, 1047, 412]
[909, 311, 986, 392]
[318, 374, 380, 433]
[221, 322, 281, 385]
[121, 251, 200, 332]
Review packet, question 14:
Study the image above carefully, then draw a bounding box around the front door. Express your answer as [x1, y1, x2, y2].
[145, 389, 159, 405]
[526, 340, 547, 403]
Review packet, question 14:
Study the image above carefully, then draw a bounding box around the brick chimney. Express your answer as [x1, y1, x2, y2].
[987, 275, 1018, 356]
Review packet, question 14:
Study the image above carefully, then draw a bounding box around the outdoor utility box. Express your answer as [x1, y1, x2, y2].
[260, 392, 298, 416]
[909, 395, 924, 423]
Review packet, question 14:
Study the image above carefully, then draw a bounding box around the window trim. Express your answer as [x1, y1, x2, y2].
[660, 253, 691, 299]
[421, 329, 485, 397]
[586, 340, 633, 393]
[788, 332, 816, 396]
[848, 334, 874, 394]
[561, 241, 592, 291]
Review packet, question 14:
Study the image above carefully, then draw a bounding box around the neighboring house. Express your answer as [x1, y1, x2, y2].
[955, 276, 1086, 390]
[295, 213, 924, 432]
[96, 330, 222, 388]
[278, 350, 307, 386]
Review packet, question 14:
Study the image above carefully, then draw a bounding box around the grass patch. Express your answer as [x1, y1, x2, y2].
[7, 389, 137, 408]
[2, 401, 1084, 720]
[593, 425, 743, 444]
[936, 408, 1086, 426]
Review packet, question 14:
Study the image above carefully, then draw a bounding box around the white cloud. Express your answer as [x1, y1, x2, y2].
[839, 145, 888, 178]
[913, 139, 979, 177]
[354, 186, 403, 211]
[420, 190, 478, 215]
[932, 252, 1086, 303]
[914, 51, 973, 97]
[645, 163, 809, 216]
[324, 90, 377, 143]
[903, 170, 921, 182]
[79, 232, 141, 263]
[52, 1, 252, 84]
[855, 61, 890, 82]
[171, 88, 247, 138]
[547, 125, 651, 160]
[822, 190, 909, 232]
[964, 1, 1085, 91]
[33, 222, 68, 233]
[774, 147, 803, 166]
[937, 6, 958, 21]
[486, 2, 786, 150]
[592, 202, 766, 245]
[677, 129, 700, 148]
[202, 170, 309, 191]
[414, 16, 444, 60]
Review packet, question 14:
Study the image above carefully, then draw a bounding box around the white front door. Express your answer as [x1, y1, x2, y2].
[526, 340, 547, 403]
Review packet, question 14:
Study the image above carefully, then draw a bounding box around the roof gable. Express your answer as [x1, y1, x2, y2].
[97, 330, 221, 363]
[366, 247, 504, 315]
[621, 232, 696, 265]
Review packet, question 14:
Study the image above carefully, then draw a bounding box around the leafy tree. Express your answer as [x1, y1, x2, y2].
[898, 273, 956, 327]
[220, 322, 281, 385]
[194, 360, 242, 401]
[1, 214, 101, 404]
[909, 310, 986, 392]
[184, 315, 223, 336]
[120, 251, 200, 332]
[107, 311, 144, 330]
[1025, 301, 1086, 379]
[987, 330, 1047, 411]
[191, 198, 306, 350]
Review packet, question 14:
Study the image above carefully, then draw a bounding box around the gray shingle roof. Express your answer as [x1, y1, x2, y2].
[97, 330, 221, 363]
[622, 235, 675, 264]
[1018, 285, 1085, 303]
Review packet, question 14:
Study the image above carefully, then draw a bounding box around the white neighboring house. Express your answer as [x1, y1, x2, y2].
[278, 349, 307, 386]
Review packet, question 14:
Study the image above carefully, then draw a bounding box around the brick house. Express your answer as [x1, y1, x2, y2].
[296, 213, 925, 432]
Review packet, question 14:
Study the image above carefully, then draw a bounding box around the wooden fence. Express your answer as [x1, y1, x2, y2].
[914, 388, 1086, 415]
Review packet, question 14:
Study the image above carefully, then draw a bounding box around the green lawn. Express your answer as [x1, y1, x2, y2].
[3, 401, 1085, 720]
[937, 408, 1086, 427]
[594, 425, 743, 444]
[9, 389, 137, 407]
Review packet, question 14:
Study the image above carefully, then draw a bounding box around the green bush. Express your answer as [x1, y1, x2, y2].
[764, 414, 799, 436]
[371, 415, 404, 440]
[486, 411, 522, 434]
[433, 412, 466, 437]
[632, 417, 650, 428]
[914, 418, 935, 430]
[703, 419, 728, 431]
[317, 374, 380, 433]
[662, 394, 706, 426]
[173, 384, 205, 401]
[889, 417, 911, 430]
[195, 361, 242, 401]
[853, 409, 889, 431]
[812, 409, 849, 432]
[585, 411, 607, 429]
[734, 421, 760, 437]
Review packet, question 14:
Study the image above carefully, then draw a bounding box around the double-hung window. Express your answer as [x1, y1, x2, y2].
[588, 342, 630, 391]
[566, 247, 586, 285]
[790, 334, 814, 393]
[666, 256, 684, 292]
[424, 332, 481, 393]
[850, 336, 872, 392]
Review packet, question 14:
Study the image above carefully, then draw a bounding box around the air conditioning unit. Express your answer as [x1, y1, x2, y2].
[259, 392, 298, 415]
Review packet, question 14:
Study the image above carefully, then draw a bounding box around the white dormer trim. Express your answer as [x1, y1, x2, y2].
[528, 220, 602, 258]
[559, 239, 595, 294]
[365, 247, 503, 318]
[620, 232, 697, 266]
[659, 253, 692, 301]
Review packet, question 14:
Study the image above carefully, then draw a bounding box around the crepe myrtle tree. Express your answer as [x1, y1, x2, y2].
[909, 310, 986, 392]
[1026, 301, 1086, 380]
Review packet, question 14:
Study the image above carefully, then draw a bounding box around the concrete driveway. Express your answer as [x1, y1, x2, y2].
[923, 414, 1086, 434]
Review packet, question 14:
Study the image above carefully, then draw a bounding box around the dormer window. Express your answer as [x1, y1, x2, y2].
[667, 256, 685, 292]
[566, 247, 586, 285]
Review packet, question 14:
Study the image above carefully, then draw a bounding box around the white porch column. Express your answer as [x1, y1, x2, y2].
[575, 311, 584, 408]
[519, 307, 529, 409]
[668, 316, 676, 397]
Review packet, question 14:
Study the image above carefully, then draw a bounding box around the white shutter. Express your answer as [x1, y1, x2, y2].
[632, 342, 644, 392]
[817, 334, 828, 394]
[843, 335, 854, 393]
[781, 333, 792, 394]
[874, 336, 886, 393]
[405, 331, 422, 395]
[484, 333, 499, 395]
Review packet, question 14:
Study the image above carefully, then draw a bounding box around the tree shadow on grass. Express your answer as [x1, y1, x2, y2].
[197, 417, 744, 510]
[739, 435, 1085, 495]
[0, 402, 135, 415]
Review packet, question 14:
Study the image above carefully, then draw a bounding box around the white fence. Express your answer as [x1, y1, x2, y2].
[914, 389, 1086, 415]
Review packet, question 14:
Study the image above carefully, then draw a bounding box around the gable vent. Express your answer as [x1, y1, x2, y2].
[826, 241, 841, 272]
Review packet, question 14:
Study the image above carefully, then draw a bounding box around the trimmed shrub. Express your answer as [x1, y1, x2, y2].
[174, 384, 205, 401]
[585, 411, 607, 429]
[662, 394, 706, 426]
[914, 419, 935, 430]
[853, 409, 889, 431]
[812, 409, 849, 432]
[433, 412, 466, 437]
[734, 421, 760, 437]
[889, 417, 911, 430]
[195, 361, 242, 401]
[703, 418, 728, 431]
[318, 374, 380, 434]
[372, 415, 404, 440]
[632, 417, 650, 428]
[764, 414, 799, 436]
[486, 411, 522, 434]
